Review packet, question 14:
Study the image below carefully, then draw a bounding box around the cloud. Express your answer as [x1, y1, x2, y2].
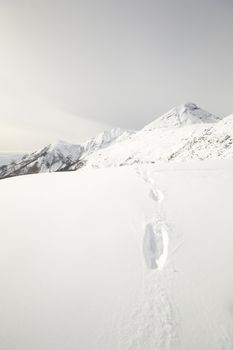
[0, 87, 111, 151]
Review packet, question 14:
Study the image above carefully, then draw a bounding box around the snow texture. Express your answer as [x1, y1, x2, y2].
[1, 160, 233, 349]
[143, 222, 168, 270]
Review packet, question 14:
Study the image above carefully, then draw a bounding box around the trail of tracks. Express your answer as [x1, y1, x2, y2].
[115, 165, 179, 350]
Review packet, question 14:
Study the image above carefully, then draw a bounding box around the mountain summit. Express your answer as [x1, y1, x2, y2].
[144, 103, 220, 130]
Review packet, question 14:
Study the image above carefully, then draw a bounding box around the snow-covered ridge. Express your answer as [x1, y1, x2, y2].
[48, 140, 83, 160]
[1, 103, 233, 179]
[85, 105, 233, 168]
[0, 127, 128, 179]
[82, 127, 130, 154]
[169, 113, 233, 160]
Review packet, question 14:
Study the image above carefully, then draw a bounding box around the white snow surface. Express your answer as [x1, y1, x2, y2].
[1, 161, 233, 349]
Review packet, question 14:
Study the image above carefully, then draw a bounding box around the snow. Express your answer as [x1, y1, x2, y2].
[85, 123, 211, 167]
[1, 160, 233, 349]
[1, 103, 232, 180]
[0, 128, 130, 178]
[0, 141, 84, 178]
[151, 160, 233, 349]
[48, 139, 83, 161]
[143, 103, 220, 130]
[82, 127, 130, 154]
[1, 102, 233, 348]
[143, 222, 169, 270]
[84, 109, 233, 168]
[172, 113, 233, 160]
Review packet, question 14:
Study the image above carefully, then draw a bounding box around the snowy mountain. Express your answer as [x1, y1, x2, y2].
[1, 103, 233, 180]
[84, 103, 224, 168]
[143, 102, 220, 130]
[0, 141, 83, 179]
[0, 128, 126, 179]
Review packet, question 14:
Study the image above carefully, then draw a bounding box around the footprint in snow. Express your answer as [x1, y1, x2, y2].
[143, 222, 168, 270]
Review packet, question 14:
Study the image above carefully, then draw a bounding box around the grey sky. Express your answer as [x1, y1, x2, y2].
[0, 0, 233, 151]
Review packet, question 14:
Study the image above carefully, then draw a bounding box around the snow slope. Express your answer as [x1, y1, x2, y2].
[84, 103, 224, 167]
[82, 127, 131, 154]
[169, 113, 233, 160]
[84, 107, 233, 167]
[0, 161, 233, 349]
[85, 123, 215, 168]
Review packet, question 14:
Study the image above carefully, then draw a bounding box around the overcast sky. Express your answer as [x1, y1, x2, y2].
[0, 0, 233, 151]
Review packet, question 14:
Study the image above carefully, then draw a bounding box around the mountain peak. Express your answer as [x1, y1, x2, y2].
[181, 102, 198, 110]
[144, 103, 220, 130]
[47, 140, 83, 162]
[83, 127, 129, 154]
[48, 139, 78, 149]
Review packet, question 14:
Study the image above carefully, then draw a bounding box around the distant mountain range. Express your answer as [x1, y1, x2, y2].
[1, 102, 233, 180]
[0, 153, 23, 166]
